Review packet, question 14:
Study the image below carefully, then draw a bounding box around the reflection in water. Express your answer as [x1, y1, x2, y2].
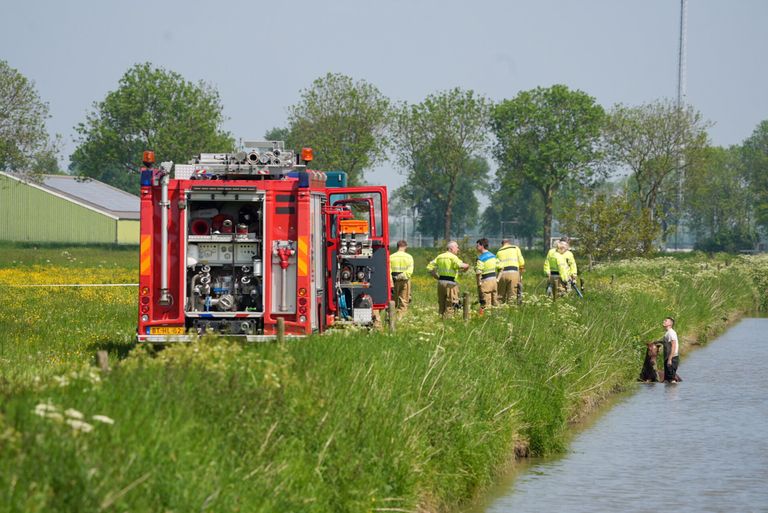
[475, 319, 768, 513]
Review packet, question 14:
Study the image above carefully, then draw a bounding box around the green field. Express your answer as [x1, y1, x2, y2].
[0, 242, 764, 513]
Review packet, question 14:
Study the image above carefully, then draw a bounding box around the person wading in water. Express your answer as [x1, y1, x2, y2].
[660, 317, 682, 383]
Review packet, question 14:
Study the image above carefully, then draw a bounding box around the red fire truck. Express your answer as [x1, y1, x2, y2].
[137, 141, 390, 342]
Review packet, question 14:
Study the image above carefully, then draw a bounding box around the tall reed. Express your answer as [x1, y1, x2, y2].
[0, 244, 763, 512]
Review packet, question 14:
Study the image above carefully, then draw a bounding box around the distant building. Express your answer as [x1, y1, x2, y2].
[0, 172, 139, 245]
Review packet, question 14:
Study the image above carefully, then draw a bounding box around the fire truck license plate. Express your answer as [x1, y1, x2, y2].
[149, 327, 185, 335]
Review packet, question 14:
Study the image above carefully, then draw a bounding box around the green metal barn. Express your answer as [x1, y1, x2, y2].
[0, 172, 139, 245]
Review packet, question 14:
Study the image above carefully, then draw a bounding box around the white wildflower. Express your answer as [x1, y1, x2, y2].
[34, 403, 59, 417]
[66, 419, 93, 433]
[87, 369, 102, 384]
[47, 412, 64, 423]
[53, 375, 70, 387]
[65, 408, 84, 420]
[92, 415, 115, 425]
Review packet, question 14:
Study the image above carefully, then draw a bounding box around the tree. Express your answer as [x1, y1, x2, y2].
[29, 135, 64, 175]
[264, 126, 293, 145]
[70, 63, 234, 194]
[395, 157, 487, 239]
[491, 84, 606, 251]
[742, 120, 768, 233]
[276, 73, 390, 185]
[481, 176, 543, 249]
[560, 192, 659, 265]
[392, 88, 491, 240]
[603, 100, 710, 232]
[0, 60, 57, 175]
[684, 145, 755, 250]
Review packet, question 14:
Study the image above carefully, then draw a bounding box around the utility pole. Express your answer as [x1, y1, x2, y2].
[675, 0, 688, 250]
[677, 0, 687, 108]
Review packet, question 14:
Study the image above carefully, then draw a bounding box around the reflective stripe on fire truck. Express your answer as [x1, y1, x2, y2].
[140, 235, 151, 276]
[297, 236, 309, 277]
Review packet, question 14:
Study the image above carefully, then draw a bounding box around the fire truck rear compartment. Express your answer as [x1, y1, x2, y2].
[137, 144, 390, 342]
[185, 193, 266, 335]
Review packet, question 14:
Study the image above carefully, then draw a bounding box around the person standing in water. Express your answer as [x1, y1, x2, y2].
[661, 317, 681, 383]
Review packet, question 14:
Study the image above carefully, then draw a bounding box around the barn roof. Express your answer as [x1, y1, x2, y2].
[1, 173, 140, 220]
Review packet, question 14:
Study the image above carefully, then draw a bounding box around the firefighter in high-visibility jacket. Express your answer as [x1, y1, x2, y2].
[389, 240, 414, 315]
[475, 238, 499, 311]
[561, 238, 578, 284]
[427, 240, 470, 316]
[543, 240, 571, 297]
[496, 238, 525, 304]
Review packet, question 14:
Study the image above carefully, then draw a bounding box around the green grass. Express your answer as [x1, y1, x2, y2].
[0, 242, 765, 513]
[0, 241, 138, 268]
[0, 243, 137, 392]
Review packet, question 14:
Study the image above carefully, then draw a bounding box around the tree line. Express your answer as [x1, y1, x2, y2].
[2, 60, 767, 257]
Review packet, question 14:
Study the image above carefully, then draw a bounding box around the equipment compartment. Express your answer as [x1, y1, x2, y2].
[184, 196, 265, 332]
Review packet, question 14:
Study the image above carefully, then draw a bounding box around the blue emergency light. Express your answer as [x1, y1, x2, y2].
[140, 170, 154, 186]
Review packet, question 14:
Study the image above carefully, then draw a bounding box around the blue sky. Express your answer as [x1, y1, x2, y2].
[3, 0, 767, 192]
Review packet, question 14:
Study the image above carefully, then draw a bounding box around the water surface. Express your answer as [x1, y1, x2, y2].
[472, 318, 768, 513]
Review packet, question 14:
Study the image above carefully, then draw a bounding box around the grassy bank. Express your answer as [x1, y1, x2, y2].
[0, 243, 765, 512]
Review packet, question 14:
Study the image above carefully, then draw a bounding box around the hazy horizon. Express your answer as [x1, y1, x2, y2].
[3, 0, 767, 193]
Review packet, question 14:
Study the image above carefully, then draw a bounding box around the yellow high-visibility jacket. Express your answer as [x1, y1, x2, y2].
[475, 250, 498, 277]
[543, 248, 570, 280]
[496, 244, 525, 271]
[389, 251, 414, 279]
[563, 249, 577, 277]
[427, 251, 465, 280]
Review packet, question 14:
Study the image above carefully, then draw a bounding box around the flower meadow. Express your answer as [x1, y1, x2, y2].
[0, 242, 765, 513]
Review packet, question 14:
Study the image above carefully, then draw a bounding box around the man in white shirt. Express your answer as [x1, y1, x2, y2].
[662, 317, 680, 383]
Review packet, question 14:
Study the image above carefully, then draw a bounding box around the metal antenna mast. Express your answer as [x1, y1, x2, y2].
[674, 0, 688, 250]
[677, 0, 688, 108]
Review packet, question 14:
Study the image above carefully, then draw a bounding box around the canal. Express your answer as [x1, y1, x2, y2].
[469, 318, 768, 513]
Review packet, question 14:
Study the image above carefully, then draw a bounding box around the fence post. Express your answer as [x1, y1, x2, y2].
[276, 317, 285, 343]
[388, 301, 396, 333]
[463, 292, 470, 321]
[96, 350, 110, 373]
